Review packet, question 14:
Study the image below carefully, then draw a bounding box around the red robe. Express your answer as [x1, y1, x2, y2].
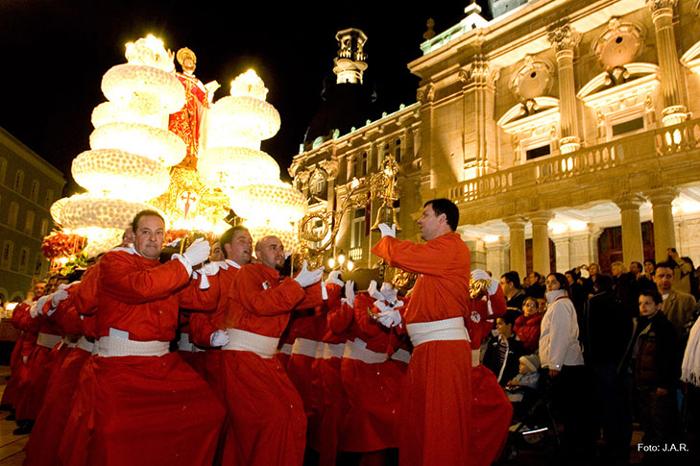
[2, 302, 34, 409]
[59, 250, 224, 466]
[372, 232, 472, 466]
[465, 289, 512, 466]
[220, 263, 323, 466]
[337, 293, 405, 453]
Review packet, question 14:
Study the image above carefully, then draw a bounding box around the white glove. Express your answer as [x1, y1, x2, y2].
[378, 223, 396, 238]
[471, 269, 499, 295]
[380, 282, 399, 304]
[199, 261, 221, 276]
[294, 261, 323, 288]
[183, 238, 211, 268]
[51, 289, 69, 308]
[30, 295, 51, 318]
[327, 269, 344, 287]
[343, 280, 356, 308]
[367, 280, 384, 301]
[210, 330, 230, 347]
[373, 301, 403, 328]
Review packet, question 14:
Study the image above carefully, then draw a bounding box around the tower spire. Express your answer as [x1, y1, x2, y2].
[333, 28, 368, 84]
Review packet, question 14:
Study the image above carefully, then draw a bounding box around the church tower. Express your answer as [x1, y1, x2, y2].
[488, 0, 528, 18]
[333, 28, 368, 84]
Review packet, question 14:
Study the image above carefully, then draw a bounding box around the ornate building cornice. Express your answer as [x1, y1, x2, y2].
[547, 22, 581, 54]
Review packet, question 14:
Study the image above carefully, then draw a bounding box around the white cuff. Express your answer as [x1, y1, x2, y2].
[321, 281, 329, 301]
[172, 254, 193, 276]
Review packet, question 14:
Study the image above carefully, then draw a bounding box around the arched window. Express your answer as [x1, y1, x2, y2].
[24, 210, 35, 235]
[8, 202, 19, 228]
[395, 138, 402, 162]
[0, 158, 7, 185]
[309, 170, 327, 197]
[40, 218, 49, 237]
[13, 170, 24, 193]
[18, 248, 29, 273]
[44, 189, 54, 208]
[30, 180, 40, 202]
[1, 241, 14, 269]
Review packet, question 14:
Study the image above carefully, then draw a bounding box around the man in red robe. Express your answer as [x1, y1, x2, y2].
[220, 235, 325, 466]
[371, 198, 473, 466]
[60, 209, 225, 466]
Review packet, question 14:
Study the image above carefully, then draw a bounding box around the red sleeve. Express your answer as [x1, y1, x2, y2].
[100, 252, 191, 304]
[353, 294, 383, 338]
[73, 265, 100, 316]
[328, 301, 354, 335]
[233, 267, 306, 317]
[371, 236, 453, 276]
[294, 282, 325, 310]
[178, 274, 219, 312]
[50, 301, 83, 336]
[189, 311, 219, 347]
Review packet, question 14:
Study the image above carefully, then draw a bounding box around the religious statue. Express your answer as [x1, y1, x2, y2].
[168, 47, 220, 169]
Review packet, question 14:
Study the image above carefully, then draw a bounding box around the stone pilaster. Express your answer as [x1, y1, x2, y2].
[530, 211, 553, 274]
[647, 0, 689, 125]
[646, 187, 679, 260]
[548, 23, 582, 153]
[505, 216, 527, 276]
[615, 193, 646, 264]
[552, 236, 571, 273]
[485, 240, 508, 279]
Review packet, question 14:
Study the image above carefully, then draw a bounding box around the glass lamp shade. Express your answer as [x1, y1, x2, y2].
[92, 101, 167, 129]
[209, 95, 280, 141]
[230, 69, 269, 101]
[59, 194, 157, 231]
[229, 182, 307, 224]
[245, 220, 300, 254]
[197, 146, 280, 189]
[72, 149, 170, 200]
[102, 63, 185, 115]
[90, 122, 186, 167]
[50, 197, 69, 225]
[73, 226, 125, 258]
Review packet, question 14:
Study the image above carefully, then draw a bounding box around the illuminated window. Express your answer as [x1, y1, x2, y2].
[360, 152, 368, 176]
[395, 139, 402, 163]
[351, 208, 366, 249]
[45, 189, 54, 208]
[0, 158, 7, 185]
[40, 218, 49, 237]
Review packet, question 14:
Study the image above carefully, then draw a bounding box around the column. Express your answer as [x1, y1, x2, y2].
[615, 193, 646, 264]
[548, 23, 581, 153]
[505, 216, 527, 276]
[553, 236, 571, 273]
[485, 240, 508, 279]
[570, 231, 596, 269]
[646, 187, 678, 261]
[530, 211, 553, 274]
[647, 0, 689, 126]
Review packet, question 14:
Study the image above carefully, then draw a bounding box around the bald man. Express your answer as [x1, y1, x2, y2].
[220, 236, 326, 466]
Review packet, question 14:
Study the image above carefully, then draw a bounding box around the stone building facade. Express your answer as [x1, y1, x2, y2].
[0, 127, 65, 302]
[291, 0, 700, 278]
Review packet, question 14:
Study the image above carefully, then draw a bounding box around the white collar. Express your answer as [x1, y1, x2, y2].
[225, 259, 242, 269]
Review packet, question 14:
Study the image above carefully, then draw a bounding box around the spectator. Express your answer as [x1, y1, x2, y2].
[611, 261, 638, 320]
[665, 248, 693, 294]
[525, 271, 545, 298]
[540, 273, 594, 459]
[623, 289, 680, 458]
[681, 316, 700, 461]
[583, 262, 601, 296]
[482, 310, 524, 386]
[565, 268, 587, 324]
[505, 354, 541, 420]
[683, 257, 699, 301]
[655, 261, 697, 342]
[500, 271, 526, 314]
[513, 296, 543, 354]
[583, 274, 633, 462]
[644, 259, 656, 279]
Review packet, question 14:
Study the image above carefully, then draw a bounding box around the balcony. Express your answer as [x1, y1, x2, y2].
[449, 118, 700, 207]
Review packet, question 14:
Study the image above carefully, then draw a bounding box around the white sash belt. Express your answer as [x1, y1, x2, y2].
[472, 349, 481, 367]
[291, 338, 320, 358]
[97, 336, 169, 357]
[177, 333, 204, 353]
[322, 342, 346, 359]
[343, 338, 388, 364]
[222, 328, 279, 359]
[279, 343, 293, 355]
[391, 348, 411, 364]
[77, 336, 95, 354]
[406, 317, 469, 347]
[37, 332, 62, 349]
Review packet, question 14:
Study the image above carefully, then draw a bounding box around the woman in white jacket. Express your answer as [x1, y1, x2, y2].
[539, 272, 594, 460]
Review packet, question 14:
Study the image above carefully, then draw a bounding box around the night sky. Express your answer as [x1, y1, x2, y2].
[1, 0, 491, 193]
